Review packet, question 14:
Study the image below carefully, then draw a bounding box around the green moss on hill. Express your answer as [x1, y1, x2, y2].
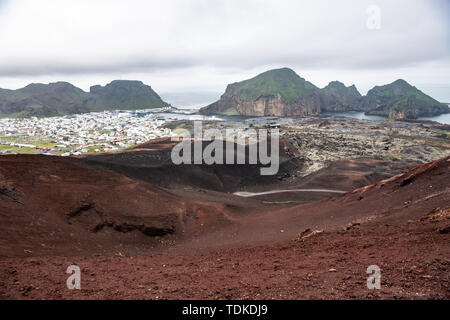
[226, 68, 319, 102]
[0, 80, 168, 118]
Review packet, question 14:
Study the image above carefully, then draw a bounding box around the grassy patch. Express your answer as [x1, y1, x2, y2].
[228, 68, 317, 102]
[0, 111, 60, 119]
[220, 106, 240, 116]
[0, 144, 41, 154]
[389, 153, 403, 160]
[431, 128, 450, 136]
[0, 135, 57, 148]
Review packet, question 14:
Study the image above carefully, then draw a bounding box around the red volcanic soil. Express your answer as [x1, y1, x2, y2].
[0, 154, 448, 299]
[0, 216, 448, 299]
[169, 156, 449, 250]
[0, 155, 261, 257]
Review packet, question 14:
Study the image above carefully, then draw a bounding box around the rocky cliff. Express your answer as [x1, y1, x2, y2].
[200, 68, 322, 117]
[200, 69, 448, 120]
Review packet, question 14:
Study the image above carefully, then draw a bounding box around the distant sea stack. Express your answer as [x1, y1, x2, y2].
[200, 68, 322, 117]
[362, 79, 449, 119]
[200, 68, 449, 120]
[0, 80, 168, 118]
[320, 81, 362, 112]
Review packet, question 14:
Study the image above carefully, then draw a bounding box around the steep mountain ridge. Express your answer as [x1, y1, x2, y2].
[200, 68, 449, 119]
[0, 80, 168, 117]
[320, 80, 362, 112]
[200, 68, 322, 117]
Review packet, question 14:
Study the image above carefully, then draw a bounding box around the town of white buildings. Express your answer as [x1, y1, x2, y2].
[0, 109, 173, 156]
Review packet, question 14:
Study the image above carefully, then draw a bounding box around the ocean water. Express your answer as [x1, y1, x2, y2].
[418, 113, 450, 125]
[160, 92, 221, 110]
[159, 110, 450, 124]
[152, 112, 256, 122]
[322, 111, 385, 121]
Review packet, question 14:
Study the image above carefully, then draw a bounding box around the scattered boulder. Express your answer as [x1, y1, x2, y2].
[439, 226, 450, 234]
[298, 228, 323, 239]
[318, 120, 331, 128]
[346, 222, 361, 230]
[421, 207, 450, 222]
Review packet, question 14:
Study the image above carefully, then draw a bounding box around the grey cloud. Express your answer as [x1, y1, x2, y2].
[0, 0, 448, 99]
[0, 57, 201, 77]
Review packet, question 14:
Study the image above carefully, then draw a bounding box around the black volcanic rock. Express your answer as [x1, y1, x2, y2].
[0, 80, 168, 117]
[363, 79, 449, 119]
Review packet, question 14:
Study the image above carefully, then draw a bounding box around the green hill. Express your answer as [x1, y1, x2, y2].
[201, 69, 448, 119]
[87, 80, 168, 111]
[200, 68, 322, 116]
[225, 67, 319, 102]
[0, 80, 168, 118]
[363, 79, 449, 119]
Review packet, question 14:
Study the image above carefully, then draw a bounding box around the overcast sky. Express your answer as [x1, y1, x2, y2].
[0, 0, 449, 102]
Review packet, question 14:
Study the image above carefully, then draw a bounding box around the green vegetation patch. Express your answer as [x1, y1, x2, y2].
[0, 135, 57, 148]
[0, 144, 41, 154]
[220, 106, 240, 116]
[389, 153, 403, 160]
[227, 68, 318, 102]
